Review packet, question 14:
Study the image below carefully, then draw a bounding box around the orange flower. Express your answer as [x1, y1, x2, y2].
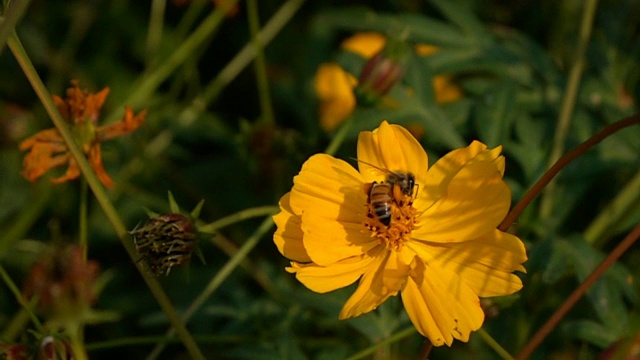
[19, 81, 146, 188]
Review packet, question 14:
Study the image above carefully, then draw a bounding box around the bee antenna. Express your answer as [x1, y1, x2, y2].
[351, 157, 397, 175]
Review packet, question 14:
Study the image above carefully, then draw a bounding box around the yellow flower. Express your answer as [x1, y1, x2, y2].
[273, 121, 527, 346]
[314, 63, 357, 132]
[314, 33, 462, 132]
[19, 81, 146, 188]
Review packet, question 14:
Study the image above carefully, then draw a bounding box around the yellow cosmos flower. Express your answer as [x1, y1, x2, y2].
[314, 33, 462, 132]
[273, 121, 527, 346]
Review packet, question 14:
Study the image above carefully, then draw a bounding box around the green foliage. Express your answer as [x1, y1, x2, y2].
[1, 0, 639, 359]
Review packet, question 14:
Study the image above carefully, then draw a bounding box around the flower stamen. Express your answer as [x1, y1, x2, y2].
[363, 192, 418, 252]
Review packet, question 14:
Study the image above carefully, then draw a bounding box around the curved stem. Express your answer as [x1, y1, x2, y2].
[499, 113, 640, 232]
[539, 0, 599, 218]
[8, 32, 205, 360]
[516, 222, 640, 359]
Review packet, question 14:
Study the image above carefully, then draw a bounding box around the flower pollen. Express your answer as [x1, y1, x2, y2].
[363, 192, 419, 252]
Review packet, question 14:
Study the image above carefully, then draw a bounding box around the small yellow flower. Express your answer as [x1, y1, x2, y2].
[273, 121, 527, 346]
[19, 81, 146, 188]
[314, 63, 357, 132]
[314, 33, 462, 132]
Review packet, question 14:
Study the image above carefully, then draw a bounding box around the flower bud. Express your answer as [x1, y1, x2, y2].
[355, 37, 408, 106]
[131, 214, 197, 276]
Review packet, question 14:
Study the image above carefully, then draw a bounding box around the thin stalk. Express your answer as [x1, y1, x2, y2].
[247, 0, 275, 125]
[146, 216, 275, 360]
[1, 306, 32, 341]
[0, 0, 32, 51]
[0, 264, 43, 331]
[325, 115, 354, 156]
[345, 326, 416, 360]
[8, 33, 205, 360]
[177, 0, 305, 125]
[106, 0, 241, 123]
[477, 328, 514, 360]
[499, 113, 640, 232]
[79, 179, 89, 260]
[198, 205, 279, 233]
[539, 0, 599, 218]
[586, 170, 640, 246]
[516, 222, 640, 359]
[146, 0, 166, 67]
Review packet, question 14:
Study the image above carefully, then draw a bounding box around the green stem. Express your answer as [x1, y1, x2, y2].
[345, 326, 416, 360]
[177, 0, 305, 125]
[198, 205, 279, 233]
[79, 179, 89, 260]
[324, 115, 354, 156]
[247, 0, 275, 125]
[0, 0, 32, 51]
[146, 216, 275, 360]
[477, 328, 514, 360]
[145, 0, 166, 67]
[539, 0, 599, 218]
[7, 32, 205, 360]
[585, 170, 640, 246]
[1, 306, 33, 341]
[0, 264, 43, 331]
[106, 0, 241, 123]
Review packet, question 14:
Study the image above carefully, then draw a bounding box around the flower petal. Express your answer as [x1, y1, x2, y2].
[301, 211, 379, 266]
[421, 141, 503, 205]
[273, 193, 311, 263]
[338, 249, 402, 319]
[288, 253, 379, 293]
[408, 230, 527, 297]
[314, 63, 356, 132]
[88, 144, 114, 188]
[357, 121, 428, 185]
[412, 158, 510, 243]
[401, 260, 484, 346]
[340, 32, 386, 58]
[289, 154, 365, 224]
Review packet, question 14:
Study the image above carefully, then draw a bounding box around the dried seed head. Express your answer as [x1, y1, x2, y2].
[131, 214, 197, 276]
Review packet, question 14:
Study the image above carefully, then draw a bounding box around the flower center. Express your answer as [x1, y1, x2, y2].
[363, 191, 419, 252]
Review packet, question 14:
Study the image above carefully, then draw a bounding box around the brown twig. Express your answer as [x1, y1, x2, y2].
[499, 113, 640, 232]
[515, 222, 640, 359]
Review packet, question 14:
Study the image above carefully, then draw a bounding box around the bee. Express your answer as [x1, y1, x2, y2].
[357, 159, 418, 227]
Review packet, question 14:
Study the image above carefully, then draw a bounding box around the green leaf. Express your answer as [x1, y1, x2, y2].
[429, 0, 490, 43]
[314, 7, 471, 48]
[474, 82, 518, 147]
[562, 320, 618, 348]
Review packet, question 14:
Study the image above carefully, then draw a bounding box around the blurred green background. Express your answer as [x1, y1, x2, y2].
[1, 0, 639, 359]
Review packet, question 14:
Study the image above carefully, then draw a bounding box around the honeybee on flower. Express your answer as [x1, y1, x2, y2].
[273, 121, 527, 346]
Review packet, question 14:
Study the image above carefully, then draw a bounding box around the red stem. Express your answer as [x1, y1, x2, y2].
[516, 222, 640, 359]
[499, 113, 640, 232]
